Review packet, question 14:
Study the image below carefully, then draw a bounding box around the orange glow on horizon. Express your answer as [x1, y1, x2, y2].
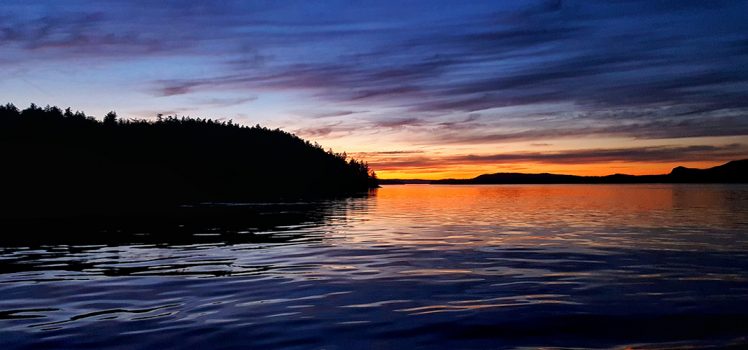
[372, 160, 729, 180]
[325, 131, 746, 181]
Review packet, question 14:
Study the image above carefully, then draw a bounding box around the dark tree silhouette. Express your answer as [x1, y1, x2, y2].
[0, 103, 378, 218]
[103, 111, 117, 125]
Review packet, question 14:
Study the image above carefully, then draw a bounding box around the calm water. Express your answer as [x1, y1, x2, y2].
[2, 185, 748, 349]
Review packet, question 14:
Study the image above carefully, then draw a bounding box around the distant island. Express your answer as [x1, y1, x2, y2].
[0, 103, 378, 218]
[381, 159, 748, 185]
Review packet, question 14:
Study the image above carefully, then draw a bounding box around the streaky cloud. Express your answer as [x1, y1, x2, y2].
[370, 144, 748, 170]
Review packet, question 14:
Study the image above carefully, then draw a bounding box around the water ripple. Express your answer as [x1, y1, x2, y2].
[0, 185, 747, 349]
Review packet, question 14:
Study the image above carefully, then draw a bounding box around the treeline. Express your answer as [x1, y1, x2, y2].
[0, 103, 377, 218]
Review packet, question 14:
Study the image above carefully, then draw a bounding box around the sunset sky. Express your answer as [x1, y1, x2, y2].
[2, 1, 747, 179]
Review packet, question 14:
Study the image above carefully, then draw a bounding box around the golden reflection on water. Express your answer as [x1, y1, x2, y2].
[1, 184, 747, 349]
[338, 184, 748, 251]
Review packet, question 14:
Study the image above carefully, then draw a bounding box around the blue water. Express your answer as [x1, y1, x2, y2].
[1, 184, 747, 349]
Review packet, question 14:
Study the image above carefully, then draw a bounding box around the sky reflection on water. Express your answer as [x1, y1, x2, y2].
[1, 184, 747, 349]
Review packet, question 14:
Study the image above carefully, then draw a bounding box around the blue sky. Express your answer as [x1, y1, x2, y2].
[2, 0, 747, 177]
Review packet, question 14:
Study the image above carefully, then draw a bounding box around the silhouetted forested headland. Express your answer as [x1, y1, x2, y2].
[0, 103, 377, 219]
[381, 159, 748, 185]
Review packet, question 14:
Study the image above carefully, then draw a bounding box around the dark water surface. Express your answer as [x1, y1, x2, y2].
[2, 185, 748, 349]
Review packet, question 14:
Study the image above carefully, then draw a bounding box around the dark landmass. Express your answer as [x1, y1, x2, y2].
[380, 159, 748, 185]
[0, 103, 377, 219]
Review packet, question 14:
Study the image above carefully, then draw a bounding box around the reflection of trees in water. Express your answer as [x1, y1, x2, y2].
[1, 192, 376, 246]
[0, 192, 376, 277]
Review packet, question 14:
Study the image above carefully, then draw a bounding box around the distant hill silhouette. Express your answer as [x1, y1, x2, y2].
[0, 103, 377, 218]
[381, 160, 747, 185]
